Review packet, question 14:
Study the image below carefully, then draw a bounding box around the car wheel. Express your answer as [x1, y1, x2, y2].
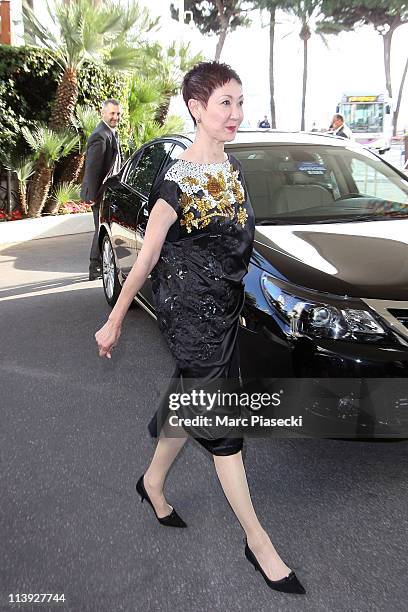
[102, 234, 122, 307]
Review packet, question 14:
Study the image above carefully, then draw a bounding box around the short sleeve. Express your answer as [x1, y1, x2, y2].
[148, 175, 182, 216]
[229, 154, 249, 202]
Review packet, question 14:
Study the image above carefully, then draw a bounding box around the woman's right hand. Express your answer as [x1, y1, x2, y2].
[95, 319, 122, 359]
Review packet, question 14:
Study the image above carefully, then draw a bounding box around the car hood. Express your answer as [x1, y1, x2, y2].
[254, 218, 408, 300]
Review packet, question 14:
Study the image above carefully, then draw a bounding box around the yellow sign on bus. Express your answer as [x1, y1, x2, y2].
[347, 96, 378, 103]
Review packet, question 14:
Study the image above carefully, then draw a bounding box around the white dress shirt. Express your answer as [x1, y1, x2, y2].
[102, 120, 121, 174]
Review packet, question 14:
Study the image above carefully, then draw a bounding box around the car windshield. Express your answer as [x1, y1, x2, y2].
[232, 144, 408, 225]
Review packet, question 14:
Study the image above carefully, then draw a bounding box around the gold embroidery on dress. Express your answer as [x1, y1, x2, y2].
[165, 160, 247, 233]
[205, 172, 226, 200]
[182, 176, 200, 187]
[237, 206, 248, 227]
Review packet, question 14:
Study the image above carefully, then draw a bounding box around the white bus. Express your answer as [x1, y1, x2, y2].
[337, 94, 392, 154]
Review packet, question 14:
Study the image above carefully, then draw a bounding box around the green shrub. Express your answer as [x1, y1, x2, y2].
[0, 46, 58, 156]
[0, 44, 130, 157]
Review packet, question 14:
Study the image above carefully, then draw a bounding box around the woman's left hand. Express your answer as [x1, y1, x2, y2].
[95, 320, 122, 359]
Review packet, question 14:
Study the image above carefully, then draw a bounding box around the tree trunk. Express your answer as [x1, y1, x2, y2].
[269, 7, 276, 129]
[393, 55, 408, 136]
[215, 28, 228, 61]
[383, 29, 393, 100]
[154, 95, 172, 126]
[58, 152, 85, 184]
[380, 17, 403, 136]
[301, 37, 308, 131]
[214, 0, 229, 61]
[49, 67, 78, 131]
[77, 161, 86, 185]
[44, 196, 60, 216]
[19, 188, 27, 215]
[27, 157, 53, 218]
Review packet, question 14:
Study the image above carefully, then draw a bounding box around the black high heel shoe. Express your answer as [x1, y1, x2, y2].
[244, 540, 306, 594]
[136, 475, 187, 528]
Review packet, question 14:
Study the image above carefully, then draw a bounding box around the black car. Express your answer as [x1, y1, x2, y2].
[97, 131, 408, 438]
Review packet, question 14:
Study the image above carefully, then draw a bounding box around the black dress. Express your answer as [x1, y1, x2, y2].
[147, 154, 255, 455]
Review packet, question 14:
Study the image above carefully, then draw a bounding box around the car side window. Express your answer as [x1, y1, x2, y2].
[126, 143, 172, 195]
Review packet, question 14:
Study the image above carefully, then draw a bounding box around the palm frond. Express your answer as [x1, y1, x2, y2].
[75, 105, 100, 139]
[317, 31, 330, 49]
[162, 114, 185, 134]
[22, 0, 59, 51]
[128, 77, 166, 117]
[104, 45, 143, 70]
[141, 41, 204, 99]
[129, 115, 184, 152]
[0, 153, 35, 183]
[22, 125, 79, 165]
[178, 42, 203, 72]
[52, 181, 81, 206]
[118, 2, 159, 35]
[72, 104, 98, 154]
[23, 0, 157, 72]
[59, 132, 80, 159]
[14, 157, 36, 184]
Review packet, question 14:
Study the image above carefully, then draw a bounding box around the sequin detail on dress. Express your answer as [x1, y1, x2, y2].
[164, 159, 247, 233]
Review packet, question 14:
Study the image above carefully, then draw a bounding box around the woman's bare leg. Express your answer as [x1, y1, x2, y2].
[143, 428, 188, 518]
[213, 451, 292, 581]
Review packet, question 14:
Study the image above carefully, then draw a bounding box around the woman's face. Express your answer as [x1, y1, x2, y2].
[193, 78, 244, 142]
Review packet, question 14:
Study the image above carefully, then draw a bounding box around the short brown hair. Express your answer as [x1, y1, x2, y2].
[182, 61, 242, 125]
[102, 98, 120, 108]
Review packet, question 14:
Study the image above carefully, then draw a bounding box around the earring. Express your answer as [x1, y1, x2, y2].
[196, 118, 201, 124]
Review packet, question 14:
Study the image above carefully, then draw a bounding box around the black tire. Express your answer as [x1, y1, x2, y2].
[101, 234, 122, 307]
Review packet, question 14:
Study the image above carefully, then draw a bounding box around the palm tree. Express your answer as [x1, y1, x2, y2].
[130, 116, 185, 154]
[59, 105, 100, 184]
[141, 42, 203, 126]
[43, 105, 100, 214]
[284, 0, 325, 130]
[22, 0, 158, 131]
[43, 105, 101, 213]
[128, 77, 166, 133]
[1, 155, 35, 215]
[12, 157, 36, 215]
[22, 126, 79, 217]
[127, 77, 184, 152]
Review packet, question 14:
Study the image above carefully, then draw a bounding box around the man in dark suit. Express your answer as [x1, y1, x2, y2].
[81, 98, 122, 280]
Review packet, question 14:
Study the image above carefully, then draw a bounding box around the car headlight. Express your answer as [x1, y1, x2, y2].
[261, 273, 386, 340]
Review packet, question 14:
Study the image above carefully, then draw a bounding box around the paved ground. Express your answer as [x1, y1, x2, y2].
[1, 234, 407, 612]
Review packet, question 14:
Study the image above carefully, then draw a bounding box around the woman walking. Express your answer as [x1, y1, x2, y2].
[95, 61, 305, 595]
